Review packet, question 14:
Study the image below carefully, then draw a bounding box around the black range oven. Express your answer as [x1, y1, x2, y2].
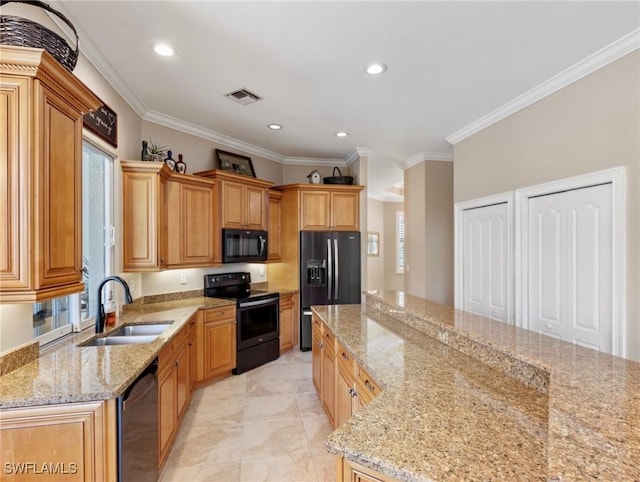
[204, 272, 279, 374]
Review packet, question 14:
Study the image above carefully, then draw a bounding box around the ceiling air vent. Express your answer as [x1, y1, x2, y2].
[225, 88, 262, 105]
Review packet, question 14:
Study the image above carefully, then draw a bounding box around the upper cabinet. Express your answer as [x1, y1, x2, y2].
[195, 170, 273, 231]
[0, 47, 101, 302]
[122, 161, 172, 271]
[274, 184, 364, 232]
[166, 173, 218, 267]
[267, 190, 282, 262]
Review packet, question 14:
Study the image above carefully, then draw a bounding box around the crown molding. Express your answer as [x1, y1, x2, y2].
[402, 151, 454, 169]
[281, 157, 347, 166]
[48, 4, 148, 117]
[368, 192, 404, 202]
[446, 28, 640, 145]
[143, 110, 287, 163]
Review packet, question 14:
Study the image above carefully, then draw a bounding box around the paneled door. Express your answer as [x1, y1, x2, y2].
[462, 202, 510, 323]
[527, 183, 613, 352]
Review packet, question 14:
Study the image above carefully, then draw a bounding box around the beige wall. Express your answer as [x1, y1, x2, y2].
[281, 164, 345, 185]
[404, 161, 454, 305]
[383, 202, 405, 291]
[367, 199, 385, 291]
[141, 122, 283, 184]
[453, 51, 640, 360]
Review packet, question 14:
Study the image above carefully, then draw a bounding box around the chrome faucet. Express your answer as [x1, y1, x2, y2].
[96, 276, 133, 333]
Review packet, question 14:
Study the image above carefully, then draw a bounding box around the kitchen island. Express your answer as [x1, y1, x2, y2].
[313, 291, 640, 481]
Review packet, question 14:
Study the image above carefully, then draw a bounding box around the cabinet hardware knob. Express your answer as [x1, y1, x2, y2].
[341, 353, 349, 360]
[365, 380, 375, 391]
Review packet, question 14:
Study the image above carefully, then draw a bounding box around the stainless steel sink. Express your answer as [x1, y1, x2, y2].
[79, 335, 159, 347]
[108, 323, 173, 337]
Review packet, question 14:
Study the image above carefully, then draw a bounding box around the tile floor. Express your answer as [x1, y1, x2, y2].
[160, 349, 336, 482]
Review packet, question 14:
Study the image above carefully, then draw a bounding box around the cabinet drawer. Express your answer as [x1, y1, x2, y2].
[312, 314, 323, 331]
[204, 306, 236, 322]
[357, 365, 381, 403]
[279, 293, 295, 308]
[337, 342, 355, 379]
[322, 328, 336, 351]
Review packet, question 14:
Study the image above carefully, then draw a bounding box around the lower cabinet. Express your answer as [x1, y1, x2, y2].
[0, 400, 117, 481]
[335, 341, 358, 427]
[337, 457, 399, 482]
[196, 305, 237, 381]
[311, 314, 382, 431]
[158, 321, 192, 465]
[279, 293, 296, 353]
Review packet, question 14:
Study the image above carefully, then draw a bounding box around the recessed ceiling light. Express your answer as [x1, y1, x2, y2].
[268, 124, 283, 130]
[336, 131, 349, 137]
[154, 44, 175, 57]
[365, 63, 387, 75]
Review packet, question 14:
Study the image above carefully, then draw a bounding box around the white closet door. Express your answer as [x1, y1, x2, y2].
[528, 183, 613, 352]
[462, 203, 510, 323]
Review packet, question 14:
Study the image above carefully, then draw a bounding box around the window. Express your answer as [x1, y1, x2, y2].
[367, 232, 380, 256]
[396, 211, 405, 274]
[33, 141, 114, 343]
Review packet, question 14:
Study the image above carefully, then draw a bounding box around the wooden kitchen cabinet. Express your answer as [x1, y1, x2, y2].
[337, 457, 399, 482]
[267, 190, 283, 262]
[158, 322, 192, 465]
[312, 319, 322, 395]
[356, 363, 381, 408]
[196, 305, 237, 381]
[0, 399, 117, 481]
[279, 292, 296, 353]
[299, 186, 362, 231]
[166, 173, 219, 266]
[321, 323, 337, 428]
[195, 169, 273, 231]
[336, 341, 358, 427]
[0, 47, 101, 302]
[122, 161, 172, 272]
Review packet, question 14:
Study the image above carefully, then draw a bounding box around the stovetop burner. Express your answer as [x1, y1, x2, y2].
[203, 272, 276, 303]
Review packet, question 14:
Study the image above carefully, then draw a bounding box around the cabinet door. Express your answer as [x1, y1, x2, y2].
[338, 457, 398, 482]
[122, 163, 168, 271]
[336, 366, 355, 428]
[158, 365, 176, 463]
[175, 342, 190, 421]
[311, 324, 322, 395]
[301, 190, 331, 230]
[245, 185, 267, 230]
[0, 401, 116, 482]
[267, 191, 282, 261]
[279, 294, 295, 353]
[167, 178, 216, 267]
[0, 77, 28, 291]
[331, 192, 360, 230]
[203, 319, 237, 379]
[188, 317, 198, 391]
[321, 329, 336, 428]
[221, 181, 245, 228]
[36, 83, 85, 291]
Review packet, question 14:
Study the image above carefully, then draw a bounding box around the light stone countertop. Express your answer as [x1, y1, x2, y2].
[315, 292, 640, 482]
[0, 297, 233, 409]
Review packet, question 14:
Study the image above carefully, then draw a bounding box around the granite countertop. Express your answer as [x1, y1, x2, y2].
[0, 297, 233, 409]
[315, 291, 640, 481]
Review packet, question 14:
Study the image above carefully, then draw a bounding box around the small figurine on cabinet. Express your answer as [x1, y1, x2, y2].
[164, 150, 176, 171]
[141, 140, 149, 161]
[307, 169, 321, 184]
[175, 154, 187, 174]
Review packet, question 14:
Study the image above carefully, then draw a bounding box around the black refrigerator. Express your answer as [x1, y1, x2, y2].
[299, 231, 361, 351]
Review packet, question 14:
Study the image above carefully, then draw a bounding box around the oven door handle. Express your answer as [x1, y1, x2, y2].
[239, 297, 278, 308]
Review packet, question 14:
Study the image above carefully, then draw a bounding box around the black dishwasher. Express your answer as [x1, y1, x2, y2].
[117, 358, 158, 482]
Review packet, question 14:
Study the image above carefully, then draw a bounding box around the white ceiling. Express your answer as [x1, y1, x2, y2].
[55, 1, 639, 201]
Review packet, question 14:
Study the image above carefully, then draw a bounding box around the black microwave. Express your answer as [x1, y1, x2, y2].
[222, 229, 268, 263]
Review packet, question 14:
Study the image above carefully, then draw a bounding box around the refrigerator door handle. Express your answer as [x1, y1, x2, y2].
[334, 238, 339, 300]
[327, 238, 332, 301]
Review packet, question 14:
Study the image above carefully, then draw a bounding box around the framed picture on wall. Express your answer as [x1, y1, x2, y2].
[215, 149, 256, 177]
